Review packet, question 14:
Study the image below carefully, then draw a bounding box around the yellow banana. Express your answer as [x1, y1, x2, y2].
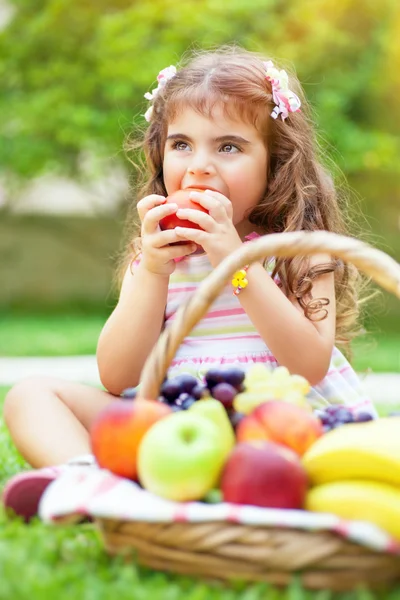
[302, 417, 400, 486]
[306, 480, 400, 540]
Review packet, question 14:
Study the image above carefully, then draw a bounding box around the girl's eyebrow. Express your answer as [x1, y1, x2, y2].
[166, 133, 251, 145]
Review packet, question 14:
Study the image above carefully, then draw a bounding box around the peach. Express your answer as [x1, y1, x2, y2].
[236, 400, 323, 457]
[221, 441, 308, 509]
[159, 189, 209, 231]
[90, 398, 171, 480]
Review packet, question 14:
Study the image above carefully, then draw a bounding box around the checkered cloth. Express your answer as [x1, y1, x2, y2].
[39, 468, 400, 555]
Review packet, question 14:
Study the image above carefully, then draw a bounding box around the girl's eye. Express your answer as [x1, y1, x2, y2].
[171, 141, 189, 151]
[220, 144, 240, 153]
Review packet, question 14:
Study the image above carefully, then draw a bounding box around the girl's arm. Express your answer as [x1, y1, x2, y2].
[174, 191, 336, 385]
[97, 194, 196, 396]
[96, 264, 169, 395]
[238, 253, 336, 385]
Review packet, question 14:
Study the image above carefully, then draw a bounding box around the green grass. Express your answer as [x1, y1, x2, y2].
[1, 314, 399, 373]
[352, 333, 400, 373]
[0, 314, 106, 357]
[0, 386, 400, 600]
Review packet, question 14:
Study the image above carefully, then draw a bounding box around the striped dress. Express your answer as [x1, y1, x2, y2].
[163, 250, 376, 416]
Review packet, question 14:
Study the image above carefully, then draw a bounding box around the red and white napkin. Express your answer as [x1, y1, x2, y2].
[39, 468, 400, 555]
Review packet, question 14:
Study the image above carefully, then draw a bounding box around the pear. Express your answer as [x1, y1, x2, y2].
[190, 399, 235, 459]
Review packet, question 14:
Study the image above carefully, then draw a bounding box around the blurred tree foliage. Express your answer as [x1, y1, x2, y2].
[0, 0, 399, 330]
[1, 0, 399, 180]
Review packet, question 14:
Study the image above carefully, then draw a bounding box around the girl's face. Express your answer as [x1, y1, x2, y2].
[163, 105, 268, 231]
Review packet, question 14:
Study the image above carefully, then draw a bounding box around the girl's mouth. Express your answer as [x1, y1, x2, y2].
[184, 186, 223, 194]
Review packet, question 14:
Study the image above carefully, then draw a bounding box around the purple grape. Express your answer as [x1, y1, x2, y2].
[161, 380, 181, 403]
[333, 407, 354, 424]
[121, 387, 138, 400]
[228, 410, 245, 430]
[205, 368, 225, 389]
[317, 404, 357, 432]
[355, 411, 375, 422]
[175, 392, 192, 407]
[314, 410, 330, 425]
[211, 383, 237, 410]
[181, 397, 196, 410]
[325, 405, 343, 415]
[221, 367, 246, 390]
[192, 384, 207, 400]
[174, 374, 199, 394]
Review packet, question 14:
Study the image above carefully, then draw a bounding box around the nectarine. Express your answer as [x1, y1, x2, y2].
[236, 400, 323, 456]
[90, 398, 171, 480]
[159, 189, 208, 231]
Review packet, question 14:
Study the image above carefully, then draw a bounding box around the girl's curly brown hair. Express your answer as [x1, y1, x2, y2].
[121, 45, 368, 357]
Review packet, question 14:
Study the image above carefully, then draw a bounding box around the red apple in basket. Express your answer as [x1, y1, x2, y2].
[221, 441, 308, 509]
[159, 189, 209, 233]
[236, 401, 323, 457]
[90, 398, 172, 480]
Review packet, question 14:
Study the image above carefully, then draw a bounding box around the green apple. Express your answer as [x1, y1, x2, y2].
[137, 411, 226, 502]
[189, 398, 235, 459]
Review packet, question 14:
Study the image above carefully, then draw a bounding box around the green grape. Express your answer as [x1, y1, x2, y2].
[271, 366, 291, 382]
[233, 365, 311, 414]
[290, 374, 311, 395]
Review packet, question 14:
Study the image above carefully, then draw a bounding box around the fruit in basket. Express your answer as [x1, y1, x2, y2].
[189, 398, 235, 458]
[205, 367, 246, 392]
[302, 417, 400, 486]
[221, 441, 308, 509]
[137, 411, 226, 501]
[314, 405, 375, 432]
[306, 480, 400, 541]
[233, 365, 311, 415]
[236, 400, 323, 456]
[210, 383, 238, 410]
[159, 189, 209, 231]
[90, 398, 171, 480]
[227, 410, 246, 431]
[160, 374, 208, 410]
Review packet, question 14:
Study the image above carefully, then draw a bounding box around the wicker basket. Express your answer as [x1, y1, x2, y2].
[96, 231, 400, 591]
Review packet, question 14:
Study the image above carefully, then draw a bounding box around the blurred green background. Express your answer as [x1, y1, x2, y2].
[0, 0, 399, 360]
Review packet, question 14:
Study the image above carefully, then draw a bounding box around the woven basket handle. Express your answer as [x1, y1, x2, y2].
[139, 231, 400, 399]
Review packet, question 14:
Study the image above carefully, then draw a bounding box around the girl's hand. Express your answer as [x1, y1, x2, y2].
[137, 194, 197, 276]
[174, 190, 242, 267]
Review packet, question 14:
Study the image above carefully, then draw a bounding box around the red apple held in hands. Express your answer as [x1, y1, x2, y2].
[90, 398, 172, 480]
[159, 189, 209, 231]
[221, 441, 308, 509]
[236, 400, 323, 457]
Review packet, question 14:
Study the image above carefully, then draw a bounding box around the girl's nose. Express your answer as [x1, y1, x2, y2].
[187, 152, 215, 176]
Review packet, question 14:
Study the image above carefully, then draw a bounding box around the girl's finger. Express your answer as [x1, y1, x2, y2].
[204, 189, 232, 211]
[141, 203, 178, 234]
[175, 227, 204, 244]
[151, 227, 193, 248]
[137, 195, 166, 221]
[189, 191, 231, 222]
[163, 243, 197, 260]
[175, 208, 216, 231]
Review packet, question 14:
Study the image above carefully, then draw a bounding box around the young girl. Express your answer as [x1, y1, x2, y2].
[2, 46, 376, 521]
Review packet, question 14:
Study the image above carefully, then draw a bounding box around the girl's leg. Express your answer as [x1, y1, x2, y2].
[2, 376, 118, 521]
[3, 376, 118, 468]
